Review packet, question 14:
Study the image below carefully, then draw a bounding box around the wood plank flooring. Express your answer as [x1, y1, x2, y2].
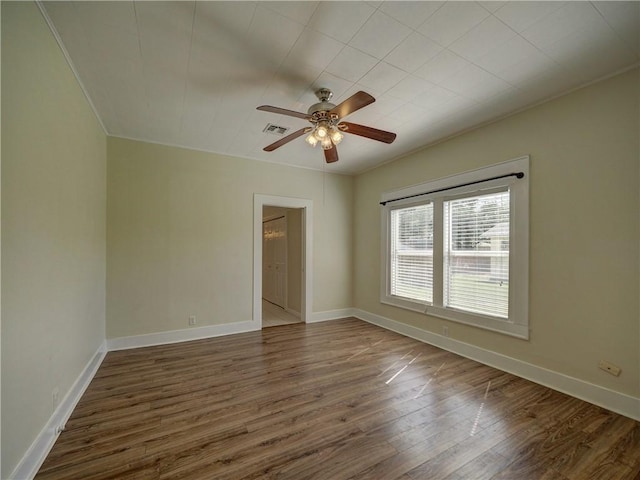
[36, 318, 640, 480]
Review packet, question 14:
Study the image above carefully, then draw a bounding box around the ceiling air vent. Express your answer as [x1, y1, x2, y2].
[263, 123, 290, 136]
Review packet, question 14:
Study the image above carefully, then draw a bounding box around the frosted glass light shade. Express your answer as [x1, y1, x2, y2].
[305, 134, 318, 147]
[330, 128, 343, 144]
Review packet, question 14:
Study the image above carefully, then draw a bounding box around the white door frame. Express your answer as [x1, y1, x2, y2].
[253, 194, 312, 327]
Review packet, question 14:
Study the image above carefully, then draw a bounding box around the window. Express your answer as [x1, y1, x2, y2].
[444, 189, 510, 318]
[381, 157, 529, 339]
[390, 203, 433, 303]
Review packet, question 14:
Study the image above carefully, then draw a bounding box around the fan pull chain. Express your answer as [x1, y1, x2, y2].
[322, 160, 326, 207]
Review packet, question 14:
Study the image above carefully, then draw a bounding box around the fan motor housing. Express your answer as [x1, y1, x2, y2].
[307, 88, 336, 115]
[307, 101, 335, 115]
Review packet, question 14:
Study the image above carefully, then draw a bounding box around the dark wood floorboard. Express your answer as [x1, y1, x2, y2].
[35, 318, 640, 480]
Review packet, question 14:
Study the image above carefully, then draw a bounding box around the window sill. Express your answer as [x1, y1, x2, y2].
[381, 297, 529, 340]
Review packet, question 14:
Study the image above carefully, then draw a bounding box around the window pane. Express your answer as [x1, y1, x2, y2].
[390, 204, 433, 302]
[444, 191, 509, 318]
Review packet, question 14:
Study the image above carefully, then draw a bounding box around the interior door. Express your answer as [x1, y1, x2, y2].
[262, 216, 287, 308]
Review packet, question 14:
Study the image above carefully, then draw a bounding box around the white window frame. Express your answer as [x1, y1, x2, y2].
[380, 156, 529, 339]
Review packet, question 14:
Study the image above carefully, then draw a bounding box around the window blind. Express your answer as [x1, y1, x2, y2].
[390, 204, 433, 303]
[443, 190, 510, 318]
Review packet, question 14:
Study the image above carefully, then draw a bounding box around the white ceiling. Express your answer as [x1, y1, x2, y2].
[42, 1, 640, 175]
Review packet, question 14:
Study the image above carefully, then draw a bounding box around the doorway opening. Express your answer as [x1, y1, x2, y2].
[253, 195, 313, 328]
[262, 208, 302, 327]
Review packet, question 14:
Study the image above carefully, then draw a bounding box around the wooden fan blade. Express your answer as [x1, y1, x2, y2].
[257, 105, 309, 120]
[330, 91, 375, 119]
[324, 145, 339, 163]
[263, 128, 308, 152]
[340, 122, 396, 144]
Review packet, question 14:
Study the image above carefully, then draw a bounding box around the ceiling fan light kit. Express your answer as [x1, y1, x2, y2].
[257, 88, 396, 164]
[305, 122, 344, 151]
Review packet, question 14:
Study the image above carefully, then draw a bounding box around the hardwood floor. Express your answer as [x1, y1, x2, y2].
[36, 318, 640, 480]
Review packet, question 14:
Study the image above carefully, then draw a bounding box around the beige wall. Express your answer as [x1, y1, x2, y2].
[107, 138, 353, 338]
[1, 3, 107, 477]
[354, 68, 640, 398]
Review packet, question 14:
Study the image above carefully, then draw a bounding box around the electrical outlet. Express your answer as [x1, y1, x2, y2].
[188, 315, 196, 326]
[442, 326, 449, 337]
[598, 360, 621, 377]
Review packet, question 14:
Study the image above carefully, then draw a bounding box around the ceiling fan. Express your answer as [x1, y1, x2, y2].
[257, 89, 396, 164]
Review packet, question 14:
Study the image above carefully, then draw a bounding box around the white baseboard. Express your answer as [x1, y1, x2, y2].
[107, 311, 352, 349]
[353, 309, 640, 422]
[107, 310, 355, 350]
[308, 308, 356, 323]
[10, 341, 108, 480]
[107, 320, 258, 351]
